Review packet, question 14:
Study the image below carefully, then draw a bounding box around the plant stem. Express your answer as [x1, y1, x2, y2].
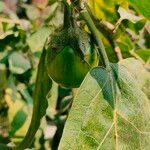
[62, 0, 71, 28]
[80, 10, 111, 70]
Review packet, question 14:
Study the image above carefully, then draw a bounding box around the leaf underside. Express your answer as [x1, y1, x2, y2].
[58, 60, 150, 150]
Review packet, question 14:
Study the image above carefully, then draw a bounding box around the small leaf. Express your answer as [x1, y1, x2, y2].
[116, 36, 134, 58]
[9, 52, 31, 74]
[134, 49, 150, 62]
[59, 62, 150, 149]
[27, 27, 52, 52]
[128, 0, 150, 20]
[10, 108, 27, 137]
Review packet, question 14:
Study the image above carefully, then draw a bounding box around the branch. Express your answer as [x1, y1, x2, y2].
[80, 8, 111, 70]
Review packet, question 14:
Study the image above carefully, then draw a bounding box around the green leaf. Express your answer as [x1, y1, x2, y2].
[116, 36, 134, 58]
[10, 108, 27, 137]
[134, 49, 150, 62]
[128, 0, 150, 20]
[16, 48, 52, 150]
[9, 52, 31, 74]
[59, 63, 150, 149]
[119, 58, 150, 99]
[27, 27, 52, 52]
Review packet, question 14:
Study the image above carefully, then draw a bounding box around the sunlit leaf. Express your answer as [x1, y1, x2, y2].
[27, 27, 52, 52]
[5, 94, 31, 143]
[10, 109, 27, 137]
[116, 36, 134, 58]
[9, 52, 31, 74]
[59, 62, 150, 149]
[23, 4, 41, 20]
[134, 49, 150, 62]
[118, 7, 144, 23]
[120, 58, 150, 99]
[89, 0, 117, 23]
[128, 0, 150, 20]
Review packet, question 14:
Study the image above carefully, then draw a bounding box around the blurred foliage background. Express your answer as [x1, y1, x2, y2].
[0, 0, 149, 149]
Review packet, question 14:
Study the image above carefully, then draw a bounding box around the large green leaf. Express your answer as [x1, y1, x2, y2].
[120, 58, 150, 99]
[59, 62, 150, 149]
[15, 48, 52, 150]
[129, 0, 150, 20]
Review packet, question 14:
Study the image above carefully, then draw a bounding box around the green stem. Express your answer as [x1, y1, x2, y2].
[80, 10, 111, 70]
[62, 0, 72, 28]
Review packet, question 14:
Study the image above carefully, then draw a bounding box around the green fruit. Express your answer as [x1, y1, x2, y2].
[46, 27, 98, 88]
